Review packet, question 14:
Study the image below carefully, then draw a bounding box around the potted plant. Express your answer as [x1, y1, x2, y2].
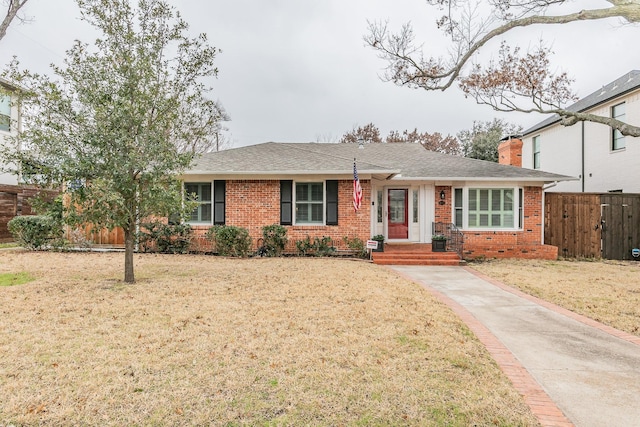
[371, 234, 385, 252]
[431, 234, 447, 252]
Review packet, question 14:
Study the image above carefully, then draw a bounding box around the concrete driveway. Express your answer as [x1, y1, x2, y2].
[390, 266, 640, 427]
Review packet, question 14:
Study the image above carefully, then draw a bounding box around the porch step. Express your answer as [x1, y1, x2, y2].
[372, 244, 463, 266]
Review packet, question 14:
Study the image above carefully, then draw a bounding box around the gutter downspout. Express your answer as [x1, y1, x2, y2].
[581, 121, 585, 193]
[541, 181, 558, 246]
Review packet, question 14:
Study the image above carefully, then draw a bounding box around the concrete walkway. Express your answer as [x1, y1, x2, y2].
[390, 265, 640, 427]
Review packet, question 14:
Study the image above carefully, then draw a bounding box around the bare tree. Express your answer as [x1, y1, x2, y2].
[1, 0, 29, 42]
[340, 122, 383, 143]
[387, 128, 461, 155]
[340, 123, 462, 155]
[366, 0, 640, 137]
[315, 132, 339, 143]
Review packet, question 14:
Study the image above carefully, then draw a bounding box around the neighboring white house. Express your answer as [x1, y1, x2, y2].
[0, 78, 21, 185]
[521, 70, 640, 193]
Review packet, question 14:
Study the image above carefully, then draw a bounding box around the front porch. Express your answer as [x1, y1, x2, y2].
[372, 243, 463, 266]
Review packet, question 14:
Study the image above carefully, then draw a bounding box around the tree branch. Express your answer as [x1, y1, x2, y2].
[368, 3, 640, 91]
[367, 1, 640, 136]
[0, 0, 29, 42]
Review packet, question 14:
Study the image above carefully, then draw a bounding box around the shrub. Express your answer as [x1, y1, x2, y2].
[295, 235, 313, 256]
[261, 224, 288, 257]
[139, 221, 193, 254]
[295, 235, 335, 257]
[8, 215, 64, 250]
[206, 225, 252, 257]
[343, 236, 368, 258]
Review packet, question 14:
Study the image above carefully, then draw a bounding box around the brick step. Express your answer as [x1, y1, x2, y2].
[372, 253, 461, 266]
[373, 252, 460, 259]
[371, 244, 463, 266]
[373, 258, 462, 266]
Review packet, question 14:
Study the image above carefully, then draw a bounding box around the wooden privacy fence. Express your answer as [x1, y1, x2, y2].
[545, 193, 640, 260]
[0, 185, 57, 242]
[66, 224, 125, 247]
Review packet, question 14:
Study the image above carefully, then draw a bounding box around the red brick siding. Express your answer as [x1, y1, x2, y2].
[434, 186, 452, 224]
[498, 138, 523, 167]
[191, 179, 371, 253]
[440, 185, 557, 260]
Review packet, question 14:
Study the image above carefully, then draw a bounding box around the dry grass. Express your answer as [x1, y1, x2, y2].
[471, 258, 640, 336]
[0, 251, 538, 426]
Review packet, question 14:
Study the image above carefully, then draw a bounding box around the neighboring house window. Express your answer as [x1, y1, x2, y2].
[611, 102, 625, 150]
[532, 135, 541, 169]
[185, 182, 212, 223]
[468, 188, 515, 228]
[454, 188, 463, 227]
[0, 95, 10, 132]
[295, 182, 323, 224]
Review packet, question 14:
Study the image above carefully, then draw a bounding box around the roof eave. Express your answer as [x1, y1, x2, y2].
[389, 176, 577, 182]
[523, 83, 640, 136]
[182, 169, 399, 176]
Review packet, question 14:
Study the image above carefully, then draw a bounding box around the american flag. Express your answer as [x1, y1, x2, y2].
[353, 159, 363, 212]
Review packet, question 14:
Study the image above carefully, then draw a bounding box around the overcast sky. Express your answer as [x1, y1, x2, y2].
[1, 0, 637, 148]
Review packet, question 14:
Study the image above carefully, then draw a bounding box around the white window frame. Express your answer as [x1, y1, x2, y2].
[532, 135, 541, 169]
[611, 102, 625, 151]
[184, 182, 213, 224]
[294, 181, 325, 225]
[0, 94, 10, 133]
[452, 186, 522, 231]
[376, 190, 383, 224]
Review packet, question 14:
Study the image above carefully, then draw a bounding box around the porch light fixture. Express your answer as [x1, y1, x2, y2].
[439, 189, 446, 200]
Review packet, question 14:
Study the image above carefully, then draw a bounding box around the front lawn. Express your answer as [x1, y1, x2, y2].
[0, 252, 538, 426]
[471, 258, 640, 337]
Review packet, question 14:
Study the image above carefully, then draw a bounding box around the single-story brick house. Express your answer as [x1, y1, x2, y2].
[180, 142, 573, 259]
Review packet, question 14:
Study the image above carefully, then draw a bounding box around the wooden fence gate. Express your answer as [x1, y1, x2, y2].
[600, 194, 640, 260]
[545, 193, 640, 260]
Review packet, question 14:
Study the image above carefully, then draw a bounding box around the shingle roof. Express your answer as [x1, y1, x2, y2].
[523, 70, 640, 136]
[186, 142, 572, 182]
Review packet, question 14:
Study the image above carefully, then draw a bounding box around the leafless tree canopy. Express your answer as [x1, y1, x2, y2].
[340, 122, 461, 155]
[0, 0, 29, 42]
[366, 0, 640, 137]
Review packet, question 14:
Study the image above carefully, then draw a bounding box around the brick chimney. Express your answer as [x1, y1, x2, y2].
[498, 136, 523, 167]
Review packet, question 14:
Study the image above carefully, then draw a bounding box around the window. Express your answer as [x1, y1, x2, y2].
[0, 95, 10, 132]
[532, 135, 541, 169]
[185, 183, 212, 223]
[612, 103, 625, 150]
[412, 189, 419, 223]
[295, 182, 323, 224]
[281, 181, 337, 226]
[376, 190, 383, 223]
[468, 188, 514, 228]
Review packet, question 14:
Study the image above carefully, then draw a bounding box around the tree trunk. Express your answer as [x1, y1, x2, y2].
[124, 226, 135, 283]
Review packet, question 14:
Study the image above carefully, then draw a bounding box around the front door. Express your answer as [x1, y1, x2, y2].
[388, 189, 408, 239]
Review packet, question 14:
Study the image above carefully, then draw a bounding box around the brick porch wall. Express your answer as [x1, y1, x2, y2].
[437, 186, 557, 260]
[190, 179, 371, 253]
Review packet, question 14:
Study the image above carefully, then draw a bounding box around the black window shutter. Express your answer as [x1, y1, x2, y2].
[326, 180, 338, 225]
[213, 180, 226, 225]
[280, 180, 293, 225]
